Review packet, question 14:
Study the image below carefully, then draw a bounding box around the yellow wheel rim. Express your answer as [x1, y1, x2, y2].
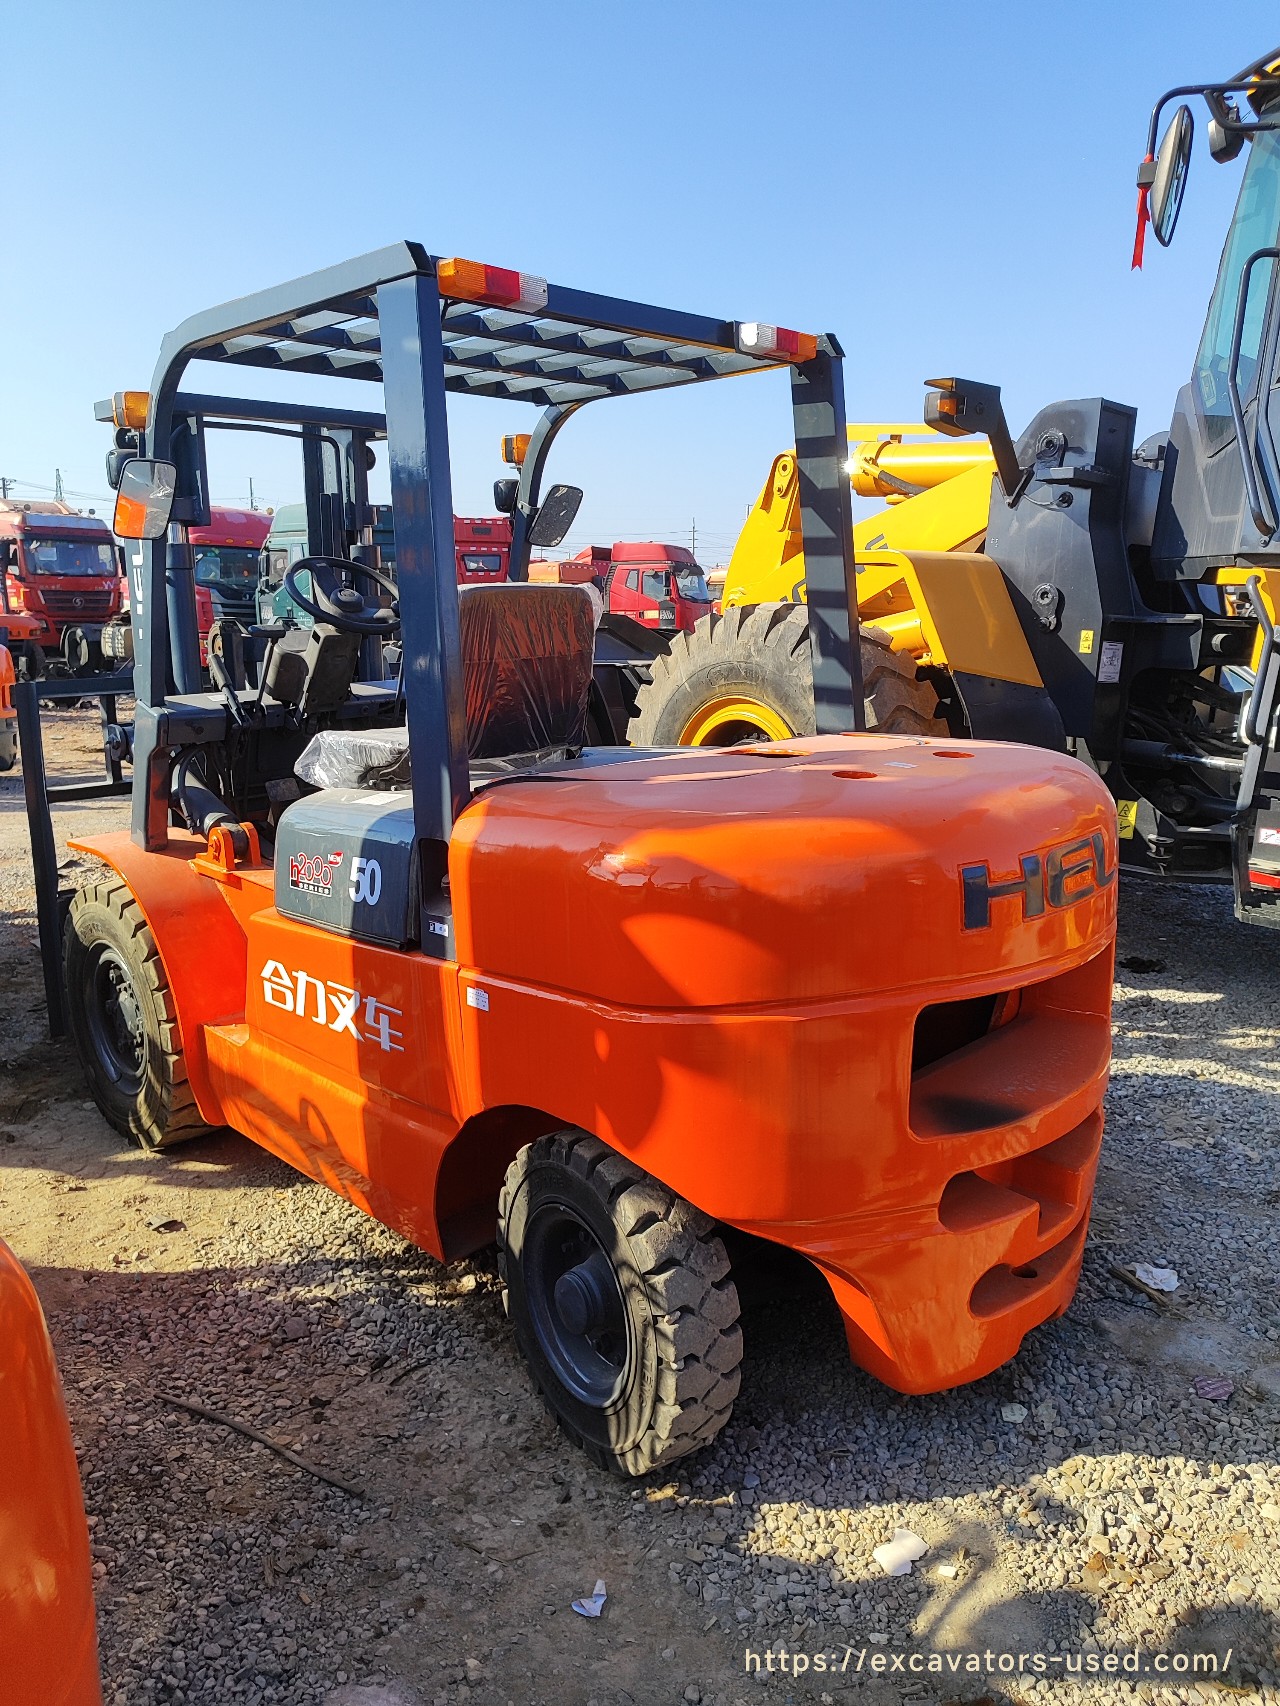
[678, 695, 796, 746]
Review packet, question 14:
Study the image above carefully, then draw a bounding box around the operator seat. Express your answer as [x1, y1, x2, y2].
[294, 582, 596, 789]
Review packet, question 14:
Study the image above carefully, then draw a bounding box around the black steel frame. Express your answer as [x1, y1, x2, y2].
[116, 242, 863, 859]
[17, 673, 133, 1036]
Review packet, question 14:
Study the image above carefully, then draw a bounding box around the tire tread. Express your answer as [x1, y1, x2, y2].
[497, 1130, 742, 1477]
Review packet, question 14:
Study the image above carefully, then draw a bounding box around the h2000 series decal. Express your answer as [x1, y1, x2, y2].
[960, 830, 1116, 930]
[288, 850, 344, 895]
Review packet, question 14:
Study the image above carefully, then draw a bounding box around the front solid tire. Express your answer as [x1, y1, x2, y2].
[497, 1130, 742, 1476]
[64, 879, 212, 1151]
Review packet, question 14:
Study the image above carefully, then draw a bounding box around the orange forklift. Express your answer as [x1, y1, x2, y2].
[0, 1237, 103, 1704]
[49, 247, 1116, 1474]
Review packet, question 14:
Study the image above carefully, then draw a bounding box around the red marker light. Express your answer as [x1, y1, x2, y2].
[437, 257, 549, 312]
[735, 322, 819, 364]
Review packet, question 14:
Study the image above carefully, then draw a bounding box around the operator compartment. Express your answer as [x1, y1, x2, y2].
[275, 581, 599, 948]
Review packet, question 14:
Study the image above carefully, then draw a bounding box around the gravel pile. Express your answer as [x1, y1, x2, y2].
[16, 874, 1279, 1705]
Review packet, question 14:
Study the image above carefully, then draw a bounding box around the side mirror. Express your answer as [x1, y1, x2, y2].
[113, 458, 177, 540]
[528, 484, 583, 549]
[493, 478, 518, 515]
[1151, 104, 1194, 248]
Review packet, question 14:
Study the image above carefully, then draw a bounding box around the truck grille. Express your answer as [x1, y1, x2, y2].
[35, 588, 118, 620]
[210, 590, 257, 621]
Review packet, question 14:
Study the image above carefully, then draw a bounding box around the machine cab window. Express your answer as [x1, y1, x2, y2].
[1194, 126, 1280, 449]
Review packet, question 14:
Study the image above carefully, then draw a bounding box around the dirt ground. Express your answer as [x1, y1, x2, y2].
[4, 709, 1280, 1706]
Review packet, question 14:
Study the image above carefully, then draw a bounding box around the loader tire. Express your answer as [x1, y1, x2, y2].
[498, 1130, 742, 1477]
[64, 879, 212, 1152]
[0, 727, 15, 771]
[629, 602, 946, 746]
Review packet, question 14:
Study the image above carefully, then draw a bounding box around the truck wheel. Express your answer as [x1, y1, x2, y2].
[64, 880, 212, 1152]
[497, 1130, 742, 1477]
[16, 642, 45, 684]
[629, 603, 946, 746]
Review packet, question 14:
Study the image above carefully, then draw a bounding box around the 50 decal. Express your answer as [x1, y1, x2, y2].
[350, 857, 382, 905]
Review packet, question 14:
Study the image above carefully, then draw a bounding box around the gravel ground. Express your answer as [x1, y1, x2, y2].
[3, 718, 1280, 1705]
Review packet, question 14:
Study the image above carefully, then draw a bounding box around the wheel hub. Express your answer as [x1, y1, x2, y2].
[86, 945, 144, 1087]
[554, 1249, 617, 1337]
[678, 693, 795, 746]
[523, 1205, 630, 1409]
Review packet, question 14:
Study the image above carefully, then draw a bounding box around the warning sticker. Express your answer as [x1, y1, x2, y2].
[1257, 826, 1280, 846]
[1078, 629, 1095, 655]
[1116, 800, 1139, 840]
[1098, 639, 1124, 683]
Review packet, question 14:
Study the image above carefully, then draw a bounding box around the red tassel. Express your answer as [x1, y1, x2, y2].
[1132, 155, 1153, 270]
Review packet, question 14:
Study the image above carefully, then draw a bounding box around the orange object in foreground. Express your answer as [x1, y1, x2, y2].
[0, 1239, 102, 1705]
[72, 734, 1115, 1400]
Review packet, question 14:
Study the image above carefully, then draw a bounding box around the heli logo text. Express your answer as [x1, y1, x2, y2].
[260, 960, 405, 1053]
[960, 830, 1116, 931]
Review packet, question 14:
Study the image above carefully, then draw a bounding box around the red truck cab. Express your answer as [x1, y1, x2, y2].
[454, 515, 511, 582]
[0, 501, 123, 675]
[103, 506, 272, 667]
[566, 542, 713, 631]
[191, 508, 272, 658]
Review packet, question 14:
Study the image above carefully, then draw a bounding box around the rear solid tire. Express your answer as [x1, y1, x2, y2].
[629, 603, 946, 746]
[497, 1130, 742, 1477]
[64, 879, 212, 1151]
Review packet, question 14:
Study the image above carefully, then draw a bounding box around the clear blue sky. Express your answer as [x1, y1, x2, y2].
[3, 2, 1277, 563]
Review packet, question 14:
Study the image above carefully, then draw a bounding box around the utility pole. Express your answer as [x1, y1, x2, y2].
[249, 477, 256, 510]
[0, 477, 10, 500]
[691, 516, 697, 557]
[54, 468, 64, 503]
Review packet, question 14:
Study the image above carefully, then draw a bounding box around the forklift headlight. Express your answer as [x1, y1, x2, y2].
[437, 257, 548, 313]
[111, 391, 151, 432]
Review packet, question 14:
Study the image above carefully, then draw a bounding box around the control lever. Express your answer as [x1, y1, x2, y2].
[207, 647, 249, 728]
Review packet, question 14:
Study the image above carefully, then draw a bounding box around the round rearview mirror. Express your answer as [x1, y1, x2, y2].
[1151, 104, 1194, 248]
[113, 458, 177, 540]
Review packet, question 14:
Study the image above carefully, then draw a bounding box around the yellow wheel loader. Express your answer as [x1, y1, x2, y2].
[632, 47, 1280, 927]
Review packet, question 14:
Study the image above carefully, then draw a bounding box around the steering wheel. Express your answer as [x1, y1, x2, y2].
[283, 556, 401, 637]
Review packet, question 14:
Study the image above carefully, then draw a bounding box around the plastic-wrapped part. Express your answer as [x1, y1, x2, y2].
[295, 727, 410, 791]
[460, 582, 594, 759]
[294, 583, 596, 791]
